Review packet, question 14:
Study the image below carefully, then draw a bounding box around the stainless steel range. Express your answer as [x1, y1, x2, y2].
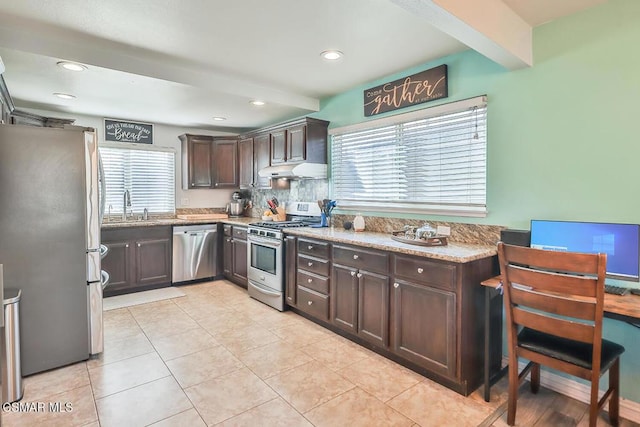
[247, 201, 321, 310]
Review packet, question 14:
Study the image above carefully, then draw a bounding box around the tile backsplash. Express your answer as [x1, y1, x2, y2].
[249, 179, 329, 217]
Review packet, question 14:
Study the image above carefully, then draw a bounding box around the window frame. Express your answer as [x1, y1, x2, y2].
[99, 142, 176, 216]
[329, 95, 488, 217]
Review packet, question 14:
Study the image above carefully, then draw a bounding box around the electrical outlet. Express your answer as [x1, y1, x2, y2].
[436, 225, 451, 236]
[181, 197, 190, 206]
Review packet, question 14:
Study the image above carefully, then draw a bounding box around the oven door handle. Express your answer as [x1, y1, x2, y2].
[248, 235, 282, 247]
[250, 281, 282, 297]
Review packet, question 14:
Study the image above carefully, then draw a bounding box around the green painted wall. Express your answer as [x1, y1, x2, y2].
[313, 0, 640, 402]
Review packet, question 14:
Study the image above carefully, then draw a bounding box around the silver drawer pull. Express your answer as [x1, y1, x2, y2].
[353, 254, 359, 260]
[308, 300, 313, 305]
[137, 243, 141, 247]
[357, 273, 362, 278]
[417, 268, 424, 274]
[394, 282, 399, 288]
[350, 271, 356, 277]
[308, 262, 313, 267]
[125, 244, 129, 248]
[308, 245, 313, 250]
[307, 278, 313, 283]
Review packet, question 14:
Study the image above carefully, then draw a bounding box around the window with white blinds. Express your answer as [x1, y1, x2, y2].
[330, 96, 487, 216]
[100, 145, 175, 215]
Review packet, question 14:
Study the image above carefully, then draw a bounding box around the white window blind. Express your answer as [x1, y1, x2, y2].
[331, 96, 487, 216]
[100, 145, 175, 215]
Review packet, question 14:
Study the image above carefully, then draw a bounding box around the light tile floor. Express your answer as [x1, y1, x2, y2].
[2, 280, 637, 426]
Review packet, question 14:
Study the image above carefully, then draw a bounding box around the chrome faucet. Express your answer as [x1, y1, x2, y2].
[122, 190, 131, 221]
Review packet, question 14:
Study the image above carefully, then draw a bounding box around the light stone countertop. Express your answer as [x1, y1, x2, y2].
[284, 227, 497, 263]
[101, 216, 256, 229]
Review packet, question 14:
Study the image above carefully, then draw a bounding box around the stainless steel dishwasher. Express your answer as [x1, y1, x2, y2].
[172, 224, 218, 284]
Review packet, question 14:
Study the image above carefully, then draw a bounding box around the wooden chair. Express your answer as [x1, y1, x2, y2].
[497, 242, 625, 427]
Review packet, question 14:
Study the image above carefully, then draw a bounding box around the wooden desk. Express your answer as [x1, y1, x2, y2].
[480, 275, 640, 401]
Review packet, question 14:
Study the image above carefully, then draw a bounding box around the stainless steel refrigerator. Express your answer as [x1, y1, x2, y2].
[0, 124, 106, 376]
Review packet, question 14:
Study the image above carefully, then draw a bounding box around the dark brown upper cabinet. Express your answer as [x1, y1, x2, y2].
[179, 134, 238, 189]
[238, 137, 254, 189]
[266, 118, 328, 166]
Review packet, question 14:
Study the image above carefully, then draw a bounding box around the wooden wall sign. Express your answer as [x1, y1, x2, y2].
[363, 64, 448, 117]
[104, 119, 153, 144]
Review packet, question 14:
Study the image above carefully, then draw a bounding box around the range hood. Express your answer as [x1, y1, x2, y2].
[258, 162, 327, 179]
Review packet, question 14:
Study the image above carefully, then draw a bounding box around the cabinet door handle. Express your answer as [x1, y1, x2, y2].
[350, 271, 356, 277]
[393, 282, 399, 288]
[308, 300, 313, 305]
[308, 245, 313, 250]
[125, 244, 129, 248]
[215, 183, 218, 187]
[308, 262, 313, 267]
[417, 268, 424, 274]
[226, 238, 232, 242]
[356, 273, 362, 278]
[191, 182, 194, 186]
[307, 278, 313, 283]
[137, 243, 141, 247]
[353, 254, 359, 260]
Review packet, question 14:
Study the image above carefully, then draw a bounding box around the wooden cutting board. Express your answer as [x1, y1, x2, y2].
[176, 213, 229, 220]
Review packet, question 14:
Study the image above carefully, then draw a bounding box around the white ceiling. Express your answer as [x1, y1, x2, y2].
[0, 0, 607, 132]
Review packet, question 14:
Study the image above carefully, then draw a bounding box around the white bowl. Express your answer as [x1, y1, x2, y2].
[261, 216, 273, 221]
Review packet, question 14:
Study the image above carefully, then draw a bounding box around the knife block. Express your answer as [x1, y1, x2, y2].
[276, 207, 286, 221]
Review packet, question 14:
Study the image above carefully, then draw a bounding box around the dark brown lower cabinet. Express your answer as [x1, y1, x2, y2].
[222, 225, 247, 288]
[102, 226, 172, 297]
[290, 237, 496, 397]
[285, 236, 297, 306]
[357, 270, 389, 347]
[390, 279, 456, 378]
[232, 238, 247, 286]
[331, 264, 358, 333]
[135, 238, 172, 286]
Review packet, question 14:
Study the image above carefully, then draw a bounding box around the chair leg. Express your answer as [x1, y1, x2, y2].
[609, 358, 620, 427]
[507, 361, 519, 425]
[530, 363, 540, 394]
[589, 377, 600, 427]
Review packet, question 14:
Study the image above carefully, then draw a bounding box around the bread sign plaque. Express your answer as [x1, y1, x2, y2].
[104, 119, 154, 144]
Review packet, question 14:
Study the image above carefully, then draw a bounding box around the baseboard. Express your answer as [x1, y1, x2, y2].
[508, 358, 640, 423]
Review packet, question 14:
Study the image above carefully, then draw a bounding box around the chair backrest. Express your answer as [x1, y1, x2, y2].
[497, 242, 607, 374]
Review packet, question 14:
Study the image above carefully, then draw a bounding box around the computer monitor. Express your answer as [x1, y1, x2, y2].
[530, 220, 640, 282]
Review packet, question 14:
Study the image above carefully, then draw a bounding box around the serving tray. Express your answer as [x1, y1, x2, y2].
[391, 230, 448, 246]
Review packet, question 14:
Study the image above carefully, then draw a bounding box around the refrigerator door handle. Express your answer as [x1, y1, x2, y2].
[85, 131, 100, 250]
[98, 151, 106, 226]
[101, 270, 110, 290]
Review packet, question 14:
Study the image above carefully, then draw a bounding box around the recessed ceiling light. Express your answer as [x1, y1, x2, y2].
[53, 92, 76, 99]
[250, 100, 265, 106]
[212, 117, 226, 121]
[320, 50, 343, 61]
[57, 61, 87, 72]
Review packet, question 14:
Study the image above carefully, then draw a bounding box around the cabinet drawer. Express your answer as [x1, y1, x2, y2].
[332, 245, 388, 275]
[232, 226, 247, 240]
[298, 238, 330, 259]
[223, 224, 232, 236]
[297, 270, 329, 294]
[393, 255, 457, 290]
[298, 254, 330, 277]
[297, 286, 329, 321]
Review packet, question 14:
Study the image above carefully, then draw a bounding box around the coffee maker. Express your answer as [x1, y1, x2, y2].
[228, 191, 247, 217]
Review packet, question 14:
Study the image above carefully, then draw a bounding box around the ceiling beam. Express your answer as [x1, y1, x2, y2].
[390, 0, 533, 70]
[0, 14, 320, 111]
